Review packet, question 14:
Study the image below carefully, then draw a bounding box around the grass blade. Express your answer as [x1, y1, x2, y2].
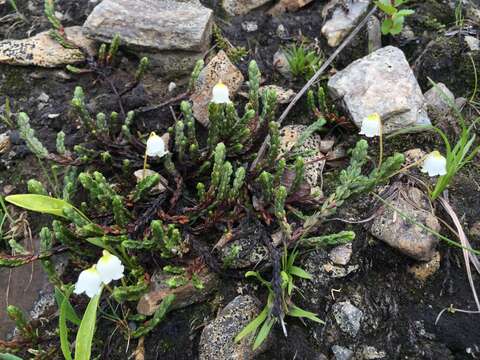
[74, 290, 102, 360]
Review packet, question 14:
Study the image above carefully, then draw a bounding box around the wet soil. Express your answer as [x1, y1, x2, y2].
[0, 0, 480, 359]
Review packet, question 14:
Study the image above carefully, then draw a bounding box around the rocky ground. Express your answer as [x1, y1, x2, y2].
[0, 0, 480, 359]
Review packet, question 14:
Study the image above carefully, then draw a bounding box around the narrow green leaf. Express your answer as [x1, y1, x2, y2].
[60, 295, 73, 360]
[55, 287, 81, 325]
[235, 305, 269, 343]
[0, 354, 24, 360]
[396, 9, 414, 17]
[74, 290, 102, 360]
[253, 317, 275, 350]
[288, 304, 325, 324]
[289, 266, 313, 280]
[5, 194, 74, 218]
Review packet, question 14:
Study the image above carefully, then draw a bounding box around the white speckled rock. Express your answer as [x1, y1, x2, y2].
[321, 0, 371, 47]
[199, 295, 267, 360]
[190, 51, 244, 126]
[328, 46, 431, 134]
[0, 26, 95, 67]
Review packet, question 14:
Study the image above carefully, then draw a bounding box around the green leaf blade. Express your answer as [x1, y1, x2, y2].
[74, 291, 102, 360]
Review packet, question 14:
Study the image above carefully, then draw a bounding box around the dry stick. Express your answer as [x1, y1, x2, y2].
[250, 6, 378, 171]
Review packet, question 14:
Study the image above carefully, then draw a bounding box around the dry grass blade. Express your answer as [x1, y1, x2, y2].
[439, 197, 480, 311]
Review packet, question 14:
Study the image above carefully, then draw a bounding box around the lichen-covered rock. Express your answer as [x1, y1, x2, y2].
[321, 0, 371, 47]
[332, 300, 364, 337]
[223, 0, 272, 16]
[369, 184, 440, 261]
[83, 0, 213, 52]
[199, 295, 266, 360]
[279, 125, 325, 188]
[0, 26, 95, 67]
[328, 46, 431, 134]
[190, 50, 244, 126]
[273, 49, 291, 78]
[220, 217, 269, 269]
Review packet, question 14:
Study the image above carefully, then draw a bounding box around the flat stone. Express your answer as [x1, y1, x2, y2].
[0, 26, 96, 67]
[369, 184, 440, 261]
[321, 0, 371, 47]
[424, 82, 455, 115]
[137, 270, 219, 316]
[332, 300, 363, 337]
[199, 295, 266, 360]
[190, 51, 244, 127]
[223, 0, 271, 16]
[83, 0, 213, 52]
[328, 46, 430, 134]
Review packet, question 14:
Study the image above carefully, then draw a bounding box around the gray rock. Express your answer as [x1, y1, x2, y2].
[369, 184, 440, 261]
[190, 50, 244, 126]
[83, 0, 213, 52]
[332, 300, 363, 337]
[328, 46, 431, 134]
[424, 82, 455, 115]
[273, 49, 291, 78]
[465, 35, 480, 51]
[329, 243, 352, 265]
[199, 295, 265, 360]
[223, 0, 271, 16]
[321, 0, 371, 47]
[332, 345, 354, 360]
[0, 26, 96, 67]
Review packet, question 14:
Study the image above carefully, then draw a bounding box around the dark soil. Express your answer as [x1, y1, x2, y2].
[1, 0, 480, 359]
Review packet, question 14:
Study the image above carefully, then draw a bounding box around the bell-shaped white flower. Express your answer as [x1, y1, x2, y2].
[359, 113, 382, 138]
[96, 250, 125, 285]
[211, 81, 231, 104]
[421, 150, 447, 177]
[74, 265, 103, 298]
[146, 132, 167, 158]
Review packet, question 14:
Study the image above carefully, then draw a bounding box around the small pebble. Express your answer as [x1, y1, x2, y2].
[276, 24, 288, 38]
[241, 21, 258, 32]
[168, 82, 177, 92]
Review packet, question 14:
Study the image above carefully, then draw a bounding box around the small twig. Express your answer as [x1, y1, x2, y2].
[134, 92, 189, 114]
[250, 6, 378, 171]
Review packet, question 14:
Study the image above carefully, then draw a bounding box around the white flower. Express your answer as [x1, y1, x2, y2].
[74, 265, 103, 298]
[359, 113, 382, 138]
[96, 250, 125, 285]
[421, 150, 447, 177]
[146, 132, 167, 158]
[211, 81, 231, 104]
